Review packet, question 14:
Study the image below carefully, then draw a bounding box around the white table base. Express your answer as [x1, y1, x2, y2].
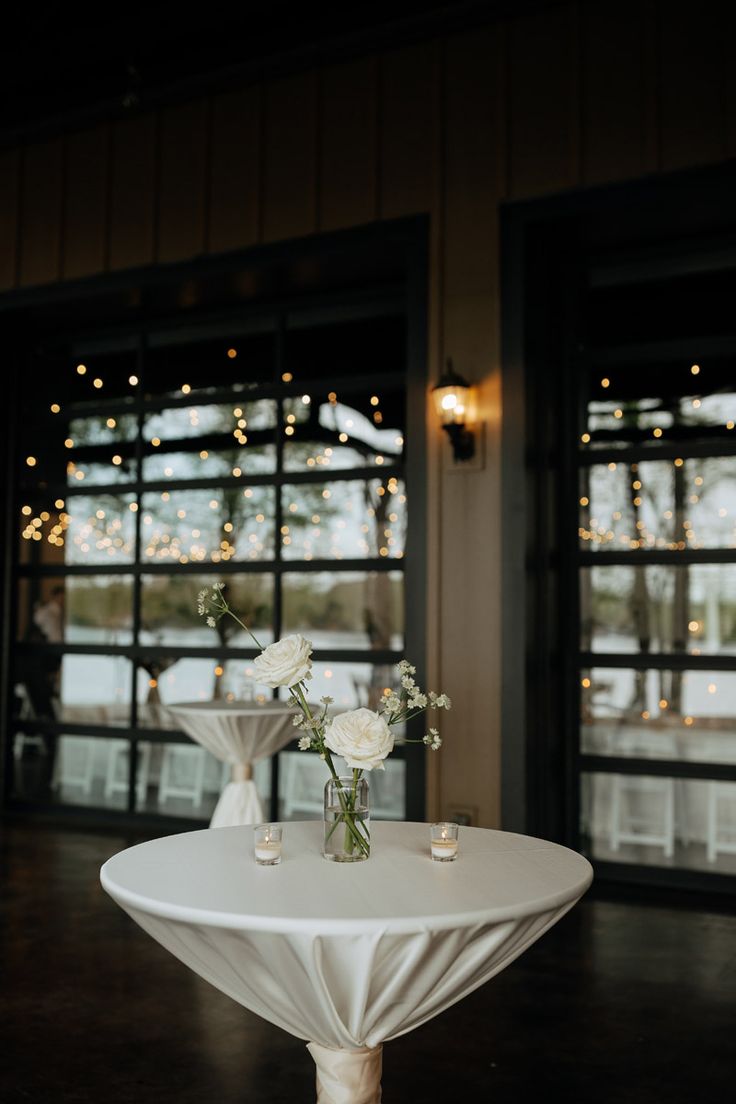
[307, 1042, 382, 1104]
[209, 780, 264, 829]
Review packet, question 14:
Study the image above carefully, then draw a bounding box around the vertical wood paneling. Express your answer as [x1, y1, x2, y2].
[581, 1, 650, 184]
[109, 113, 157, 271]
[157, 100, 209, 263]
[319, 58, 377, 231]
[62, 125, 109, 280]
[440, 27, 506, 828]
[19, 139, 63, 287]
[208, 87, 260, 254]
[507, 4, 580, 198]
[659, 0, 728, 170]
[0, 150, 19, 290]
[262, 72, 317, 242]
[379, 42, 437, 218]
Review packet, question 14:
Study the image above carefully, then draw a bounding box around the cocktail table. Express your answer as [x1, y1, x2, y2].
[166, 700, 295, 827]
[101, 820, 592, 1103]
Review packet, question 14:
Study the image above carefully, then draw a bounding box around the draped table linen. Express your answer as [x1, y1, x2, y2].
[101, 820, 592, 1102]
[166, 701, 296, 827]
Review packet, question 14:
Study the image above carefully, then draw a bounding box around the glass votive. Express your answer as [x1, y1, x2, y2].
[430, 822, 459, 862]
[254, 824, 282, 865]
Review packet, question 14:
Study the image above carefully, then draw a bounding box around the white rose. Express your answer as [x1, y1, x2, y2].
[325, 708, 394, 771]
[253, 634, 313, 688]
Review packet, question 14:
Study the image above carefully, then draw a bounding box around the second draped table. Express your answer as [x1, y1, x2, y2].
[166, 700, 296, 827]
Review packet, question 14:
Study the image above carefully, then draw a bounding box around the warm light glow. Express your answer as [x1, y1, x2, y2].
[339, 432, 348, 443]
[581, 677, 591, 688]
[684, 716, 694, 726]
[674, 458, 684, 467]
[76, 364, 87, 375]
[692, 398, 701, 409]
[441, 392, 457, 411]
[708, 683, 717, 694]
[151, 437, 161, 447]
[328, 392, 337, 403]
[614, 409, 623, 419]
[282, 372, 293, 383]
[227, 348, 237, 359]
[112, 455, 122, 465]
[581, 433, 590, 444]
[93, 378, 103, 389]
[285, 426, 295, 436]
[26, 456, 36, 467]
[659, 699, 668, 709]
[21, 505, 31, 515]
[50, 403, 60, 413]
[54, 499, 64, 509]
[149, 678, 158, 689]
[129, 503, 138, 512]
[600, 378, 610, 388]
[129, 375, 139, 386]
[688, 620, 699, 632]
[653, 427, 662, 438]
[690, 364, 700, 375]
[214, 665, 224, 677]
[302, 394, 311, 405]
[181, 383, 191, 394]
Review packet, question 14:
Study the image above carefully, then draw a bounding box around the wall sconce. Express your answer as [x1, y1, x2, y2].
[432, 359, 477, 462]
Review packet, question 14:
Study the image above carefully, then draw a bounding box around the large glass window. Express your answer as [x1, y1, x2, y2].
[10, 302, 414, 823]
[576, 270, 736, 880]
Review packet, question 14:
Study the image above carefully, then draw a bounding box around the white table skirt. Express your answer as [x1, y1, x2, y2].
[101, 821, 592, 1102]
[167, 701, 296, 827]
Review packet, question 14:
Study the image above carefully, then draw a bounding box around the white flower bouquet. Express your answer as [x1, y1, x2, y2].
[198, 583, 450, 860]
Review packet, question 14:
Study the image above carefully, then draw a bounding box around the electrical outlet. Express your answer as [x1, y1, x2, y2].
[447, 806, 477, 827]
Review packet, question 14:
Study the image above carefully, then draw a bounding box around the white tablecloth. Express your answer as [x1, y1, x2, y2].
[167, 701, 296, 827]
[101, 821, 592, 1102]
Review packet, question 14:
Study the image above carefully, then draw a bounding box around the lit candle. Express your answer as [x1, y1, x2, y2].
[430, 822, 459, 862]
[254, 824, 282, 865]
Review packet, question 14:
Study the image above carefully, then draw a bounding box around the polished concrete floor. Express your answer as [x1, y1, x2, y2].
[1, 822, 734, 1103]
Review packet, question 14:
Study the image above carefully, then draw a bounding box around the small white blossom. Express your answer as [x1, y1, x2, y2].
[213, 582, 225, 592]
[206, 616, 216, 628]
[297, 736, 312, 751]
[320, 695, 334, 705]
[401, 674, 415, 690]
[434, 694, 452, 710]
[292, 714, 303, 727]
[408, 692, 427, 709]
[431, 735, 442, 750]
[397, 660, 416, 675]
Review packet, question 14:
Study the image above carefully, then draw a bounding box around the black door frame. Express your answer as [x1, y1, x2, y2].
[501, 161, 736, 895]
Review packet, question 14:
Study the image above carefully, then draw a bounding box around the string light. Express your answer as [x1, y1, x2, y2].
[76, 364, 87, 375]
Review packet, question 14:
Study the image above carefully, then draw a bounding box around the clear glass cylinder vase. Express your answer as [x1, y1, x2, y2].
[323, 775, 370, 862]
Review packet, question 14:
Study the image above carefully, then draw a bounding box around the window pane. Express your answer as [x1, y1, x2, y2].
[17, 576, 133, 646]
[141, 486, 276, 563]
[282, 388, 405, 473]
[580, 457, 736, 550]
[282, 571, 403, 650]
[277, 659, 402, 712]
[281, 478, 406, 560]
[279, 751, 405, 821]
[581, 563, 736, 656]
[140, 574, 274, 647]
[13, 654, 132, 726]
[580, 666, 736, 765]
[144, 327, 275, 396]
[142, 401, 277, 480]
[581, 772, 736, 875]
[136, 658, 276, 729]
[65, 493, 137, 565]
[284, 315, 405, 384]
[11, 733, 140, 809]
[134, 740, 270, 822]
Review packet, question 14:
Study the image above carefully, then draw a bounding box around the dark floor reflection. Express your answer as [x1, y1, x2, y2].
[0, 823, 733, 1104]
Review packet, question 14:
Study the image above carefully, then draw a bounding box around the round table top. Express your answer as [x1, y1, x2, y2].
[167, 700, 293, 718]
[101, 821, 593, 936]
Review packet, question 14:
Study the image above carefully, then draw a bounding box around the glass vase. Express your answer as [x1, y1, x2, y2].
[323, 775, 370, 862]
